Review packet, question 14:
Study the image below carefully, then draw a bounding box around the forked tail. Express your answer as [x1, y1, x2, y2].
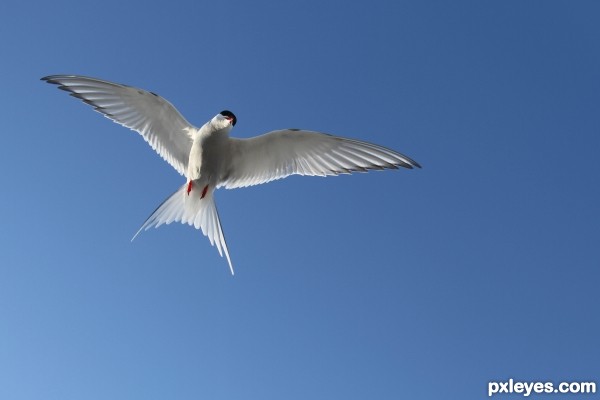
[132, 184, 234, 275]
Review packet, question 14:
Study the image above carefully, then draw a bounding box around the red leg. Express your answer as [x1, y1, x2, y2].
[186, 181, 193, 195]
[201, 185, 209, 199]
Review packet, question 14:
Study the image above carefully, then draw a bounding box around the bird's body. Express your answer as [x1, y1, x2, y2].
[42, 75, 421, 274]
[186, 119, 229, 199]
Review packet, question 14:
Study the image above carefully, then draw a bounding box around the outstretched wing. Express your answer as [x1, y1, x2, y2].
[221, 129, 421, 189]
[42, 75, 195, 175]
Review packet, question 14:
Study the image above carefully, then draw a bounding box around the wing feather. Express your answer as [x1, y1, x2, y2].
[42, 75, 195, 175]
[221, 129, 420, 189]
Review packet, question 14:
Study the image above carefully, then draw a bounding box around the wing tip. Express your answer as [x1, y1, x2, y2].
[409, 159, 422, 169]
[397, 157, 422, 169]
[41, 75, 58, 84]
[41, 74, 75, 84]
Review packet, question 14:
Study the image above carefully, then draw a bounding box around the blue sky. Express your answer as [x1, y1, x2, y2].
[1, 1, 599, 399]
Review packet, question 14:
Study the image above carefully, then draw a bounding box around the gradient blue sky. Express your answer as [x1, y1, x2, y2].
[1, 1, 599, 399]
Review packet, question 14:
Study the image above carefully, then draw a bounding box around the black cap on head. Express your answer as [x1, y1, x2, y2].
[220, 110, 237, 126]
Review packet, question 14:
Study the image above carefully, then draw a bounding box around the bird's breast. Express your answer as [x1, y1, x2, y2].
[187, 132, 230, 183]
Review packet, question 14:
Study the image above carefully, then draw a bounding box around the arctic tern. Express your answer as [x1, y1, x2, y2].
[42, 75, 421, 275]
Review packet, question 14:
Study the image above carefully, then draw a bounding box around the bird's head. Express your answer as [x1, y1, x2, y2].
[211, 110, 237, 130]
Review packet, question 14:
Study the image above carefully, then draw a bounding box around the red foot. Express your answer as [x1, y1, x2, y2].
[186, 181, 193, 195]
[201, 185, 209, 199]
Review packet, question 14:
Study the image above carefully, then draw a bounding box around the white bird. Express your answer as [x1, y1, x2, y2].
[42, 75, 421, 275]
